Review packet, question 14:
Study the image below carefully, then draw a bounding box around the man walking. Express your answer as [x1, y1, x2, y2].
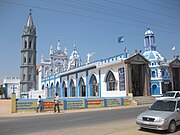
[54, 93, 60, 113]
[37, 95, 43, 112]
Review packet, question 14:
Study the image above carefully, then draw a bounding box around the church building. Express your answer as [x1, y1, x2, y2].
[20, 11, 179, 99]
[143, 28, 180, 96]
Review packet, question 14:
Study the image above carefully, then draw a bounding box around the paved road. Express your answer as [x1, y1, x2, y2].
[0, 106, 179, 135]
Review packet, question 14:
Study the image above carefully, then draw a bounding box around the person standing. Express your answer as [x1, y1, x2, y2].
[54, 93, 60, 113]
[37, 95, 43, 113]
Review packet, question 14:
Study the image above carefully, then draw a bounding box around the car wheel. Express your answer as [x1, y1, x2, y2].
[168, 120, 176, 133]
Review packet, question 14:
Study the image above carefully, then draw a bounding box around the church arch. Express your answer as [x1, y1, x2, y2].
[105, 70, 117, 91]
[151, 84, 159, 95]
[79, 77, 86, 97]
[62, 81, 67, 97]
[46, 84, 49, 97]
[151, 70, 156, 78]
[70, 79, 76, 97]
[56, 81, 60, 96]
[42, 84, 44, 90]
[89, 74, 98, 96]
[24, 40, 27, 49]
[50, 83, 54, 97]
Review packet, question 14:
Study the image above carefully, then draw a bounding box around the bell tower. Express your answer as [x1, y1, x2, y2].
[20, 10, 37, 98]
[144, 27, 156, 52]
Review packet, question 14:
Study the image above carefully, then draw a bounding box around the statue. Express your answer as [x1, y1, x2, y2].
[67, 60, 71, 70]
[86, 52, 95, 65]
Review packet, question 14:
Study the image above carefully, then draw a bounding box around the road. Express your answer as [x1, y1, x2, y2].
[0, 106, 179, 135]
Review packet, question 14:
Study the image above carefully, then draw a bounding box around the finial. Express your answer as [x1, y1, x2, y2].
[73, 41, 76, 50]
[29, 9, 32, 14]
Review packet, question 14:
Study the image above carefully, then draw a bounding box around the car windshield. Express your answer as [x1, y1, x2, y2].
[162, 92, 175, 97]
[150, 100, 176, 112]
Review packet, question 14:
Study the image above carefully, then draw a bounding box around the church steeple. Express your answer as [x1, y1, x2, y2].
[144, 27, 156, 52]
[23, 9, 36, 35]
[20, 10, 37, 98]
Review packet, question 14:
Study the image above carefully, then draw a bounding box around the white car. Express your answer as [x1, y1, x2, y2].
[136, 98, 180, 133]
[156, 91, 180, 100]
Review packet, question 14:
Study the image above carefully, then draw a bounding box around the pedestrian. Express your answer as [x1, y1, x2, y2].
[54, 93, 60, 113]
[37, 95, 43, 113]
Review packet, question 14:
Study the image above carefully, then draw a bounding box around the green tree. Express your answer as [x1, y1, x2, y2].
[0, 85, 5, 95]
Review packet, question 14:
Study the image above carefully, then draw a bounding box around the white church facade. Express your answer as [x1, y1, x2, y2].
[15, 11, 180, 99]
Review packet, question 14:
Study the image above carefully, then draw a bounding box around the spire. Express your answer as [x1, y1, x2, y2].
[26, 9, 34, 27]
[57, 40, 61, 51]
[144, 27, 156, 52]
[41, 53, 44, 63]
[50, 45, 53, 55]
[64, 46, 68, 55]
[23, 9, 36, 35]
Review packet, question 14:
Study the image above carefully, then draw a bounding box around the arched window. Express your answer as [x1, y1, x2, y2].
[29, 41, 31, 49]
[62, 81, 67, 97]
[42, 85, 44, 90]
[28, 57, 31, 64]
[152, 70, 156, 78]
[24, 57, 26, 63]
[79, 77, 86, 97]
[90, 74, 98, 96]
[50, 83, 54, 97]
[24, 41, 27, 49]
[56, 82, 60, 96]
[46, 84, 49, 97]
[70, 79, 76, 97]
[106, 71, 117, 91]
[23, 74, 25, 80]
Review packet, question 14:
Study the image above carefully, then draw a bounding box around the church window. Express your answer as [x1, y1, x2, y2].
[42, 85, 44, 90]
[70, 80, 76, 97]
[152, 71, 156, 78]
[24, 41, 27, 49]
[29, 57, 31, 64]
[56, 82, 60, 96]
[24, 57, 26, 63]
[79, 77, 86, 97]
[106, 71, 117, 91]
[23, 74, 25, 80]
[29, 41, 31, 49]
[90, 74, 98, 96]
[62, 81, 67, 97]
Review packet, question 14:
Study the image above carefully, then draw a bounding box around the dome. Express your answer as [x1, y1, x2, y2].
[144, 27, 154, 36]
[143, 51, 164, 62]
[69, 45, 80, 60]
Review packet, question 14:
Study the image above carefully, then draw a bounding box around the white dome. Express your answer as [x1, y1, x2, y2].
[145, 28, 154, 36]
[143, 51, 164, 62]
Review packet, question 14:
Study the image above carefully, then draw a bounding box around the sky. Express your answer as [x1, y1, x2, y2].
[0, 0, 180, 84]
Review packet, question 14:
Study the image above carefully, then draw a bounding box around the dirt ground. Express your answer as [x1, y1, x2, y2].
[0, 99, 11, 113]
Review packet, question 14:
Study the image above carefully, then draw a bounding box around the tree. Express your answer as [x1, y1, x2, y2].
[0, 85, 5, 95]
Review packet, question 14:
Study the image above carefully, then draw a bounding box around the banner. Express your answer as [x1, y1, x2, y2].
[106, 98, 120, 107]
[87, 99, 104, 108]
[66, 99, 84, 110]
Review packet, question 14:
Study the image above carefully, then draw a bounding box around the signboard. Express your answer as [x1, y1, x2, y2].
[106, 98, 120, 107]
[123, 98, 132, 106]
[118, 67, 125, 91]
[66, 99, 84, 110]
[87, 99, 104, 108]
[43, 100, 63, 111]
[16, 100, 36, 112]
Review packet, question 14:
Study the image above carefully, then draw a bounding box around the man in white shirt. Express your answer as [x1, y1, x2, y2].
[54, 93, 60, 113]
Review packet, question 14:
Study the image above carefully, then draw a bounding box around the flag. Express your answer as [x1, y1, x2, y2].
[172, 46, 175, 51]
[118, 36, 124, 43]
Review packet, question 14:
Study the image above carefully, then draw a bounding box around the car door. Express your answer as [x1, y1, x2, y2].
[175, 92, 180, 98]
[176, 101, 180, 126]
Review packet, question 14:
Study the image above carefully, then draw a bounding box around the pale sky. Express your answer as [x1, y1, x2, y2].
[0, 0, 180, 84]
